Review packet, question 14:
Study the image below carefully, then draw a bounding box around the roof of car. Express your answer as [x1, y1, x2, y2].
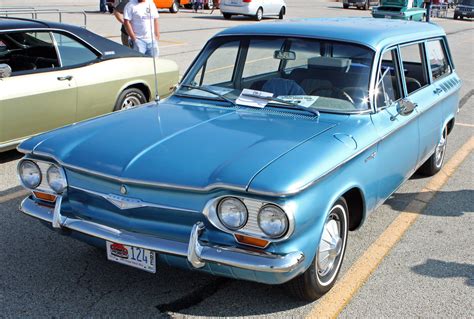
[216, 18, 446, 50]
[0, 17, 143, 59]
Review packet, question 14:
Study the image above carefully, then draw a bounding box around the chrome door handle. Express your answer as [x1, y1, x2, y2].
[433, 87, 443, 94]
[57, 75, 73, 81]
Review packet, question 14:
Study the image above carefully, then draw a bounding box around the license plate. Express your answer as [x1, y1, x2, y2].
[106, 242, 156, 273]
[385, 15, 392, 19]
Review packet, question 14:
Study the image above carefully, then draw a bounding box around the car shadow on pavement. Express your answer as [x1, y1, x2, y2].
[411, 259, 473, 286]
[0, 149, 22, 164]
[386, 189, 473, 217]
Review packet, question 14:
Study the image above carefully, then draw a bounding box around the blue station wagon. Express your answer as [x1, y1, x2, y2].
[17, 18, 460, 300]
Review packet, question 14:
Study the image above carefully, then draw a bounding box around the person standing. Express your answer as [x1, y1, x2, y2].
[99, 0, 107, 13]
[210, 0, 220, 13]
[124, 0, 160, 56]
[112, 0, 131, 47]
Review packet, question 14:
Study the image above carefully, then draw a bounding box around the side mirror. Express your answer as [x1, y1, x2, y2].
[398, 99, 417, 115]
[0, 64, 12, 78]
[390, 99, 417, 121]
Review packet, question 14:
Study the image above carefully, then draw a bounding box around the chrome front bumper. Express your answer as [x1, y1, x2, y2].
[20, 196, 305, 273]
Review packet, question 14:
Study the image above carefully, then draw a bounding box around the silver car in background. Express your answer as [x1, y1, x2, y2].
[220, 0, 287, 20]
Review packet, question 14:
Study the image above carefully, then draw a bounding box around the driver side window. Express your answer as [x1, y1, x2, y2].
[376, 49, 402, 109]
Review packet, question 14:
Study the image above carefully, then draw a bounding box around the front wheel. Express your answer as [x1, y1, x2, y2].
[287, 198, 349, 301]
[343, 3, 349, 8]
[418, 126, 448, 176]
[255, 7, 263, 21]
[114, 88, 147, 111]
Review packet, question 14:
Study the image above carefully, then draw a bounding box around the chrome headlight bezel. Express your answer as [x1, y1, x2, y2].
[203, 196, 294, 242]
[257, 204, 289, 239]
[216, 197, 249, 230]
[18, 160, 42, 189]
[46, 164, 67, 194]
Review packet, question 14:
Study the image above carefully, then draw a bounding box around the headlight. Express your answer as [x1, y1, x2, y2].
[258, 205, 288, 238]
[217, 197, 248, 230]
[18, 160, 41, 189]
[47, 165, 67, 193]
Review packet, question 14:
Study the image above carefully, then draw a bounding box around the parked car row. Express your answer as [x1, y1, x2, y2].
[11, 16, 460, 301]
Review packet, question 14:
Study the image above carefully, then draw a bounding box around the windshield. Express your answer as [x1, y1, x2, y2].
[178, 36, 375, 113]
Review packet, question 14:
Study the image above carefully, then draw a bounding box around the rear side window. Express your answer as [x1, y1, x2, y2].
[52, 32, 98, 67]
[399, 43, 428, 95]
[426, 40, 451, 81]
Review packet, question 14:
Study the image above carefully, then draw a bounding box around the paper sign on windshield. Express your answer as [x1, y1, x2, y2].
[236, 89, 273, 108]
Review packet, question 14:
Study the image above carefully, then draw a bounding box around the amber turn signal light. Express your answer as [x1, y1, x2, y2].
[33, 191, 57, 203]
[234, 234, 269, 248]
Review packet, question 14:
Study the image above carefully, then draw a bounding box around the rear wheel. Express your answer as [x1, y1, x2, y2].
[223, 12, 232, 19]
[170, 0, 179, 13]
[343, 3, 349, 8]
[453, 14, 458, 19]
[287, 198, 348, 301]
[418, 127, 448, 176]
[279, 6, 285, 19]
[255, 7, 263, 21]
[114, 88, 147, 111]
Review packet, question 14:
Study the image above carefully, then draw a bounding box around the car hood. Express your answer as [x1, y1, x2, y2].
[21, 99, 339, 191]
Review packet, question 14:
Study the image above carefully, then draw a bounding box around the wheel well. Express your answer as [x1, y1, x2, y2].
[126, 83, 151, 102]
[342, 188, 364, 231]
[447, 118, 455, 135]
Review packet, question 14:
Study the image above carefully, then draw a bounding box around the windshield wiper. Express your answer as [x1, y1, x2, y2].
[179, 84, 236, 107]
[243, 94, 320, 117]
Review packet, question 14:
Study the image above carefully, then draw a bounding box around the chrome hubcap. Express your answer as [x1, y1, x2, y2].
[121, 96, 141, 110]
[317, 216, 342, 277]
[435, 131, 447, 168]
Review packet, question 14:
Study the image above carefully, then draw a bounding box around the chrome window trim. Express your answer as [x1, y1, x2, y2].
[49, 30, 63, 67]
[425, 37, 453, 84]
[0, 27, 102, 57]
[202, 195, 295, 243]
[374, 45, 404, 112]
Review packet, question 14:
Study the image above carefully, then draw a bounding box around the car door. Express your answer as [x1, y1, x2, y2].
[0, 30, 77, 146]
[370, 46, 419, 203]
[398, 41, 441, 167]
[418, 38, 456, 163]
[51, 31, 117, 122]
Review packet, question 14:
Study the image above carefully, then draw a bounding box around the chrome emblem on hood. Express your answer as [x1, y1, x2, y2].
[105, 194, 144, 210]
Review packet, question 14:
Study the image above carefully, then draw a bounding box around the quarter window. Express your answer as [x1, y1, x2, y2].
[376, 49, 402, 108]
[52, 32, 98, 67]
[426, 40, 451, 81]
[399, 43, 429, 95]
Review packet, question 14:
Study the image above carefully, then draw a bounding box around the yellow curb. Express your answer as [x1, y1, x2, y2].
[0, 189, 29, 204]
[307, 136, 474, 319]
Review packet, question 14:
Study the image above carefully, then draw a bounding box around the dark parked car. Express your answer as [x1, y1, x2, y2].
[343, 0, 379, 10]
[454, 0, 474, 19]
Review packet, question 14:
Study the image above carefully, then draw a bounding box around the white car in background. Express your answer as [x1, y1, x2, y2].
[220, 0, 287, 21]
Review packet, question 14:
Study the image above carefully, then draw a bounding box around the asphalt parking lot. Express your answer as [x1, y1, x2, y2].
[0, 0, 473, 317]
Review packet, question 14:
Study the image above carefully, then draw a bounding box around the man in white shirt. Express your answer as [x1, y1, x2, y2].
[124, 0, 160, 56]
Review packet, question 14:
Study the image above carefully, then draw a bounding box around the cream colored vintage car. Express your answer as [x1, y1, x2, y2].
[0, 18, 179, 152]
